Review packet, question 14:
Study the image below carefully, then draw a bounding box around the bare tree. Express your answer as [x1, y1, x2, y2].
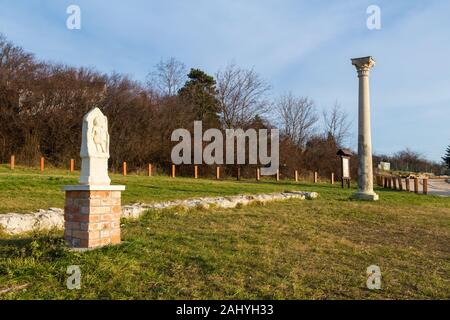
[276, 92, 318, 148]
[147, 57, 186, 96]
[322, 101, 351, 147]
[216, 63, 271, 128]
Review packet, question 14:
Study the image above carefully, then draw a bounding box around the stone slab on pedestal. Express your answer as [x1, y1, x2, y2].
[79, 108, 111, 186]
[63, 185, 125, 248]
[63, 107, 126, 249]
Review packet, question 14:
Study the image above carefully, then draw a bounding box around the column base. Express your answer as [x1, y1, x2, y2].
[62, 185, 125, 249]
[352, 191, 379, 201]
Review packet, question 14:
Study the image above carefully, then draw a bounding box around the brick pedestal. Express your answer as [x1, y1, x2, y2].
[63, 185, 125, 249]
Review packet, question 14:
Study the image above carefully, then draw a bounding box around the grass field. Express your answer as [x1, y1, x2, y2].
[0, 164, 321, 214]
[0, 165, 449, 299]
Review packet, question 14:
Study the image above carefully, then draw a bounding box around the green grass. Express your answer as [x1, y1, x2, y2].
[1, 164, 323, 214]
[0, 165, 449, 299]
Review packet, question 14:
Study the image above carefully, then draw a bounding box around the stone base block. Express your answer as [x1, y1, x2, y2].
[352, 191, 379, 201]
[63, 185, 125, 249]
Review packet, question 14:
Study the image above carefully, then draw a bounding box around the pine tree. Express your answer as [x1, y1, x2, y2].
[178, 68, 220, 126]
[442, 144, 450, 168]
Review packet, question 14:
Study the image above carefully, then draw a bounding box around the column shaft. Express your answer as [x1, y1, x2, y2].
[358, 73, 374, 194]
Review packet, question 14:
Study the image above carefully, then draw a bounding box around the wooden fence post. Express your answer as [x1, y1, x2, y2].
[295, 170, 298, 182]
[392, 177, 397, 190]
[398, 177, 403, 191]
[423, 178, 428, 195]
[405, 177, 410, 192]
[276, 169, 280, 181]
[414, 177, 419, 194]
[40, 157, 45, 172]
[147, 164, 152, 176]
[314, 171, 318, 183]
[123, 162, 127, 176]
[171, 164, 176, 178]
[194, 165, 198, 179]
[10, 155, 15, 170]
[331, 172, 335, 185]
[256, 168, 260, 181]
[216, 166, 220, 180]
[70, 159, 74, 173]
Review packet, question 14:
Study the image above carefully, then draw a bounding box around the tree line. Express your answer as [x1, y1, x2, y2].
[0, 34, 444, 177]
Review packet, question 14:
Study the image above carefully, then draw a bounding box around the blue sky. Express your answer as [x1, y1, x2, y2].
[0, 0, 449, 162]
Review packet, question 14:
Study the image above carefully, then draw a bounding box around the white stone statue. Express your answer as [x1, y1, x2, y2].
[79, 107, 111, 185]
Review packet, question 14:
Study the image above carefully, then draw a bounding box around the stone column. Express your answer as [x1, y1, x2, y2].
[351, 56, 379, 201]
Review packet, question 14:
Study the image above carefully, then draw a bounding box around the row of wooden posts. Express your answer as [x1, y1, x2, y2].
[14, 155, 430, 193]
[376, 175, 428, 195]
[7, 156, 432, 195]
[9, 156, 76, 173]
[125, 162, 328, 183]
[9, 155, 336, 184]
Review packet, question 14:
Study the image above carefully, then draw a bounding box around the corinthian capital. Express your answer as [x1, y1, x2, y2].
[351, 56, 376, 77]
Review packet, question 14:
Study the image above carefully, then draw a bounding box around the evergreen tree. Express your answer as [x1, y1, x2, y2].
[442, 144, 450, 168]
[178, 68, 220, 126]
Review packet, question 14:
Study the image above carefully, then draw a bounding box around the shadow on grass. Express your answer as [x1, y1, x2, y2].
[0, 231, 66, 260]
[0, 237, 33, 247]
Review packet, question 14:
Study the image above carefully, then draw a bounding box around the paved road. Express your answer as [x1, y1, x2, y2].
[401, 179, 450, 197]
